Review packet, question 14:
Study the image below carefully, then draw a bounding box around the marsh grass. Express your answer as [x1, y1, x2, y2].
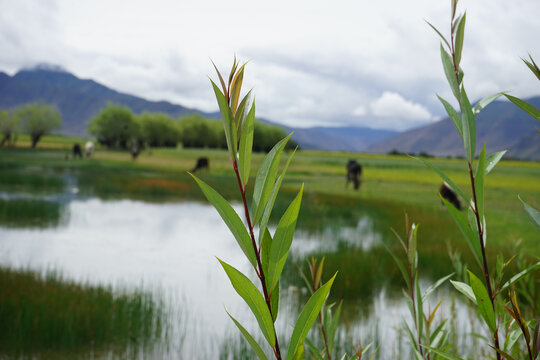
[0, 198, 66, 228]
[0, 267, 170, 358]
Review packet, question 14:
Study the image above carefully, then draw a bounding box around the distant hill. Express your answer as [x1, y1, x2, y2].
[285, 126, 397, 152]
[368, 97, 540, 160]
[0, 65, 209, 135]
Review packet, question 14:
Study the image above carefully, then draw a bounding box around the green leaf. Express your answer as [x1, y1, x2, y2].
[211, 80, 236, 157]
[504, 94, 540, 122]
[252, 134, 293, 225]
[421, 346, 465, 360]
[423, 273, 454, 301]
[488, 345, 516, 360]
[485, 150, 506, 174]
[260, 228, 272, 283]
[499, 261, 540, 293]
[270, 282, 279, 322]
[523, 54, 540, 81]
[230, 64, 246, 116]
[258, 148, 297, 246]
[474, 145, 486, 220]
[211, 60, 227, 96]
[460, 87, 476, 161]
[426, 20, 451, 50]
[190, 174, 257, 267]
[386, 245, 411, 289]
[454, 12, 466, 67]
[414, 273, 423, 340]
[227, 312, 269, 360]
[468, 270, 497, 333]
[218, 259, 276, 347]
[235, 90, 252, 141]
[441, 44, 460, 101]
[450, 280, 476, 302]
[438, 95, 463, 139]
[408, 223, 418, 268]
[442, 197, 482, 268]
[518, 196, 540, 231]
[239, 102, 255, 186]
[267, 185, 304, 291]
[473, 92, 504, 115]
[286, 273, 337, 360]
[414, 156, 468, 203]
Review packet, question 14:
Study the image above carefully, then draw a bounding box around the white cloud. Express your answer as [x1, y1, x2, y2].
[371, 92, 432, 121]
[0, 0, 539, 131]
[352, 106, 367, 117]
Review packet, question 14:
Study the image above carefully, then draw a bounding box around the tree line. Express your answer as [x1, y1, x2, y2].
[0, 102, 297, 152]
[88, 103, 298, 152]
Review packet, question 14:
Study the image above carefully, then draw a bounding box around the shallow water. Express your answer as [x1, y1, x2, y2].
[0, 195, 480, 359]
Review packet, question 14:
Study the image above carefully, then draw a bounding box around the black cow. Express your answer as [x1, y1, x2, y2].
[439, 182, 463, 210]
[192, 157, 209, 173]
[72, 143, 82, 158]
[346, 159, 362, 190]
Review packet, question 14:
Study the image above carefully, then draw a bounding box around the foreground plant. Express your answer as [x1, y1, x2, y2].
[388, 216, 453, 360]
[424, 1, 540, 359]
[191, 59, 336, 359]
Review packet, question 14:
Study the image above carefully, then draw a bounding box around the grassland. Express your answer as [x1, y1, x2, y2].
[1, 137, 539, 298]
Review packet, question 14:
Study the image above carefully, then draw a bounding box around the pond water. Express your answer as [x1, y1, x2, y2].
[0, 193, 481, 359]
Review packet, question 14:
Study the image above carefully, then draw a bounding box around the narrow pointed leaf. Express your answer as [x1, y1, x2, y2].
[504, 94, 540, 122]
[227, 312, 269, 360]
[261, 228, 272, 281]
[438, 95, 463, 139]
[258, 148, 297, 245]
[468, 270, 496, 333]
[268, 185, 304, 291]
[488, 345, 516, 360]
[499, 261, 540, 293]
[218, 259, 276, 347]
[414, 156, 468, 202]
[230, 64, 246, 115]
[460, 87, 476, 160]
[450, 280, 476, 302]
[426, 20, 451, 50]
[443, 197, 482, 267]
[235, 90, 252, 138]
[191, 174, 257, 267]
[286, 273, 337, 360]
[386, 245, 411, 289]
[211, 80, 236, 157]
[271, 282, 279, 322]
[486, 150, 506, 174]
[475, 145, 486, 220]
[239, 102, 255, 186]
[423, 273, 454, 301]
[454, 12, 466, 67]
[414, 273, 423, 339]
[518, 196, 540, 231]
[532, 322, 539, 359]
[252, 134, 293, 225]
[421, 346, 465, 360]
[473, 92, 504, 115]
[523, 54, 540, 81]
[211, 60, 227, 96]
[441, 45, 460, 101]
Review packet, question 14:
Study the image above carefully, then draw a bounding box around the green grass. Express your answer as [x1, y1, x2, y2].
[0, 266, 170, 358]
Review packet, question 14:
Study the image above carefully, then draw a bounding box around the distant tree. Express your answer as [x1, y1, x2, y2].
[14, 102, 62, 148]
[138, 112, 181, 148]
[88, 104, 139, 149]
[253, 121, 298, 152]
[0, 110, 19, 147]
[178, 114, 226, 148]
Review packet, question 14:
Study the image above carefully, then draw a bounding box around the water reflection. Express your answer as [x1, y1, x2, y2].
[0, 199, 478, 359]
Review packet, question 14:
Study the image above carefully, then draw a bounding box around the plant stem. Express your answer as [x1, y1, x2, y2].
[468, 162, 502, 360]
[232, 160, 282, 360]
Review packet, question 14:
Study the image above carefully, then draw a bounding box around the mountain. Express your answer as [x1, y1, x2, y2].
[0, 65, 210, 135]
[285, 126, 397, 152]
[368, 97, 540, 160]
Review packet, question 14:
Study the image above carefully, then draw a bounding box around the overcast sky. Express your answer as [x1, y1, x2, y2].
[1, 0, 539, 130]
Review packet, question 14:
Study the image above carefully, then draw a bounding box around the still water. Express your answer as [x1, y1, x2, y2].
[0, 196, 478, 359]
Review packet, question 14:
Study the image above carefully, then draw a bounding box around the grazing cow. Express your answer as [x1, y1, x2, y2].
[191, 157, 209, 173]
[72, 143, 82, 158]
[346, 159, 362, 190]
[439, 182, 463, 210]
[131, 140, 141, 160]
[85, 141, 95, 158]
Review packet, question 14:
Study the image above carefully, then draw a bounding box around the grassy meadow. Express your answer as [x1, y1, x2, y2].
[1, 135, 539, 357]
